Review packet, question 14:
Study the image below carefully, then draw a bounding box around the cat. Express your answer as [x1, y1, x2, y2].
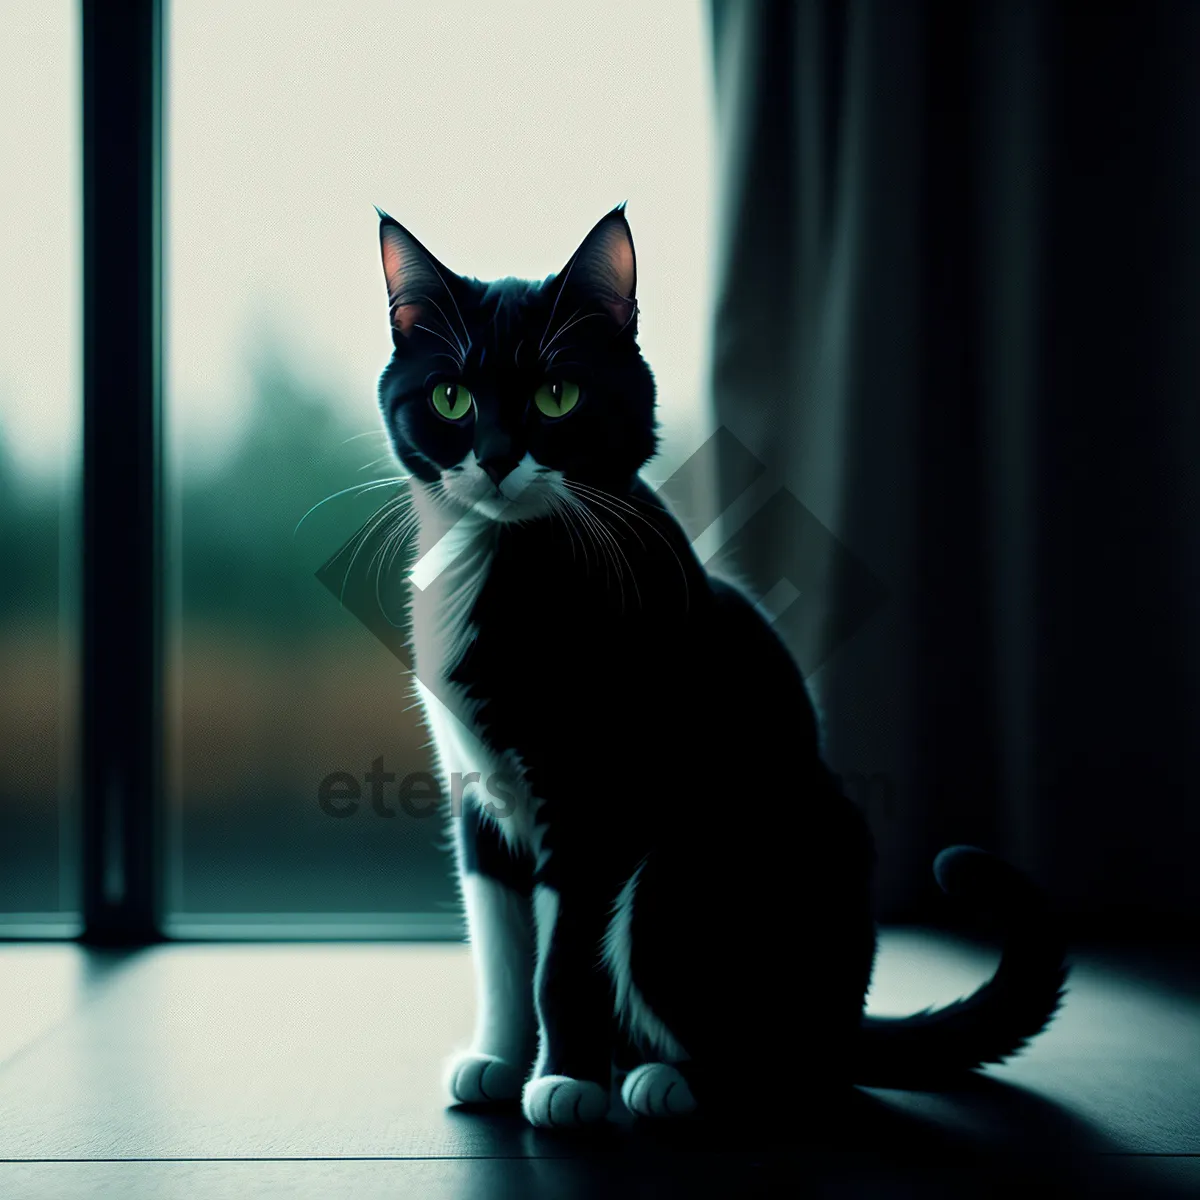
[372, 204, 1069, 1129]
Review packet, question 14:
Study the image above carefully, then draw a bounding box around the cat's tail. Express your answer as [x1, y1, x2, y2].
[853, 845, 1069, 1088]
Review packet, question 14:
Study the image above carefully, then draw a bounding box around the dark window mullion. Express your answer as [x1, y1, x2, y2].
[80, 0, 164, 944]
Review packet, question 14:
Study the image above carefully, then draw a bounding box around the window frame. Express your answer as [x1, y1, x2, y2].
[27, 1, 706, 943]
[78, 0, 165, 944]
[74, 0, 463, 943]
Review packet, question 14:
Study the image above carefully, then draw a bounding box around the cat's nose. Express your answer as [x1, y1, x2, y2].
[481, 459, 518, 491]
[476, 429, 519, 492]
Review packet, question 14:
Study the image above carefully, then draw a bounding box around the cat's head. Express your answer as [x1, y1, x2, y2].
[376, 206, 657, 522]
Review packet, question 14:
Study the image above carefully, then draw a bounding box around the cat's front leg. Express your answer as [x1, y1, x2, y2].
[521, 882, 617, 1128]
[445, 804, 538, 1107]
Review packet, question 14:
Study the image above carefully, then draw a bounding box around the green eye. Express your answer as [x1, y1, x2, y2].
[430, 382, 474, 421]
[534, 380, 581, 420]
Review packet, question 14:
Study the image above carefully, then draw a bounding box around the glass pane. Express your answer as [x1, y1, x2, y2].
[166, 0, 714, 929]
[0, 1, 81, 934]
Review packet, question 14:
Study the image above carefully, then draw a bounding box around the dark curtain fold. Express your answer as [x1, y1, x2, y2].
[707, 0, 1200, 925]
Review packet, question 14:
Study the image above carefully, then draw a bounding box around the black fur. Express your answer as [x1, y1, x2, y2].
[374, 206, 1069, 1122]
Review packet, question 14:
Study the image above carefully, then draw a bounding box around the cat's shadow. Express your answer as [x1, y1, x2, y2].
[447, 1074, 1157, 1198]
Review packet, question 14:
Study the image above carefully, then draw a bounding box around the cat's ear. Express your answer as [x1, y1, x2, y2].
[376, 208, 461, 343]
[557, 204, 637, 332]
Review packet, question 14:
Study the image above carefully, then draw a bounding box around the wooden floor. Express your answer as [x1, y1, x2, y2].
[0, 931, 1196, 1198]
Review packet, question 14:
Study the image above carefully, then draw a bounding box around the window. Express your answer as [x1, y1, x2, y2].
[164, 1, 714, 931]
[0, 2, 82, 935]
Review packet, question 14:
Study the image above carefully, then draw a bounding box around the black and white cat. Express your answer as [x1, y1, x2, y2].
[373, 206, 1068, 1129]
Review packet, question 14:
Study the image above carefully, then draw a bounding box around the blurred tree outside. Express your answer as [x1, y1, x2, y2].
[0, 345, 458, 921]
[0, 418, 74, 917]
[170, 345, 454, 918]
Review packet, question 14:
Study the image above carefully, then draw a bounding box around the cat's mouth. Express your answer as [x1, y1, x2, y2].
[435, 458, 562, 524]
[467, 490, 547, 523]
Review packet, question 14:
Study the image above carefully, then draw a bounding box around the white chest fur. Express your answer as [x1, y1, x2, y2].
[408, 496, 542, 853]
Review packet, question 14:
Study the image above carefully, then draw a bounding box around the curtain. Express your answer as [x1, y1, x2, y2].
[706, 0, 1200, 924]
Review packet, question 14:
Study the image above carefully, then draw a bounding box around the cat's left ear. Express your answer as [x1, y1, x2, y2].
[376, 208, 463, 344]
[557, 204, 637, 332]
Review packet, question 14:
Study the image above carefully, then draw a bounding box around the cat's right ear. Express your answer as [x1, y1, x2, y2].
[376, 209, 459, 345]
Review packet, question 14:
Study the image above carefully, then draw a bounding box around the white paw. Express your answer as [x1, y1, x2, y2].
[445, 1052, 525, 1105]
[620, 1062, 697, 1118]
[521, 1074, 610, 1128]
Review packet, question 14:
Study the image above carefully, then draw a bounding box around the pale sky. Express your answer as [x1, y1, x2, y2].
[1, 1, 717, 485]
[0, 2, 79, 484]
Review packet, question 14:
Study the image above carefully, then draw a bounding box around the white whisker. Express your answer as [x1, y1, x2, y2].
[294, 477, 409, 536]
[566, 480, 691, 614]
[358, 453, 396, 472]
[414, 291, 468, 360]
[413, 322, 465, 364]
[538, 252, 584, 353]
[338, 492, 415, 603]
[420, 262, 472, 353]
[540, 311, 606, 361]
